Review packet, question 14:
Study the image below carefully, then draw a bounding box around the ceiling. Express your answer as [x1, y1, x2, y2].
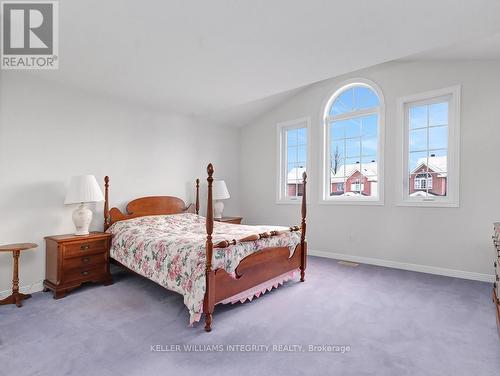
[16, 0, 500, 124]
[403, 32, 500, 61]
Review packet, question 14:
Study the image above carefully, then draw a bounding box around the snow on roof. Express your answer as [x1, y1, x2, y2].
[287, 166, 307, 184]
[411, 156, 447, 176]
[330, 162, 378, 183]
[409, 191, 437, 197]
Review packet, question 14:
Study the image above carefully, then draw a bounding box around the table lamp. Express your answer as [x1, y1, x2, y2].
[213, 180, 230, 219]
[64, 175, 104, 235]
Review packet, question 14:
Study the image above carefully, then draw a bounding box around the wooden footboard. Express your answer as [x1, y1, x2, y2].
[213, 243, 305, 304]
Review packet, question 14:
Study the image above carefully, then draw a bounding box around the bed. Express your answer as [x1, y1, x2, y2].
[103, 163, 307, 332]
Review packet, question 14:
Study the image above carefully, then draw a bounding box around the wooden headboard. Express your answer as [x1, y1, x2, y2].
[103, 177, 200, 231]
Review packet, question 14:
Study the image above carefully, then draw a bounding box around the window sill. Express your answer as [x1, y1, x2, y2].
[319, 198, 384, 206]
[396, 200, 459, 208]
[275, 200, 303, 205]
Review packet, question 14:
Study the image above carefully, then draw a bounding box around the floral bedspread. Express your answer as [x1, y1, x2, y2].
[107, 213, 301, 324]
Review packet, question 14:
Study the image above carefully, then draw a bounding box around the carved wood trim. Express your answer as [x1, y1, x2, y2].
[104, 176, 110, 231]
[212, 226, 301, 249]
[196, 178, 200, 215]
[300, 171, 307, 282]
[204, 163, 215, 332]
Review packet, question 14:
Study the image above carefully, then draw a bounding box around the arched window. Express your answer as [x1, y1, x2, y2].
[323, 80, 383, 202]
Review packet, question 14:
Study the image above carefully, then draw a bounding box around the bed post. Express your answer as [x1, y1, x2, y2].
[195, 178, 200, 215]
[300, 171, 307, 282]
[104, 176, 110, 231]
[204, 164, 215, 332]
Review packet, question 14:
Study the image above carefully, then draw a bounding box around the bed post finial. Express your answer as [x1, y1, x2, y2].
[204, 163, 215, 332]
[104, 176, 110, 231]
[195, 178, 200, 215]
[300, 171, 307, 282]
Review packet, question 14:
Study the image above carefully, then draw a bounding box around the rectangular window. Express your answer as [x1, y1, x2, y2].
[398, 86, 460, 207]
[351, 181, 364, 192]
[277, 118, 309, 203]
[414, 173, 432, 190]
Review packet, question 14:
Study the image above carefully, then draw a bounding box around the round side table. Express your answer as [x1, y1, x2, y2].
[0, 243, 38, 307]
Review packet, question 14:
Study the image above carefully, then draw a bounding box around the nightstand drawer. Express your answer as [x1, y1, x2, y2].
[63, 252, 107, 270]
[63, 239, 107, 258]
[62, 263, 108, 284]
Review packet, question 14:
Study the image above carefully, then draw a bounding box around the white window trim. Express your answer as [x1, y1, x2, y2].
[397, 85, 461, 208]
[276, 117, 311, 204]
[319, 78, 385, 206]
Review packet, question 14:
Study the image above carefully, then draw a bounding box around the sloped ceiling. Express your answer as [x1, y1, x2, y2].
[15, 0, 500, 123]
[404, 32, 500, 61]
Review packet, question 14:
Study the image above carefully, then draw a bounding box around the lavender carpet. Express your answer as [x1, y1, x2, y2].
[0, 256, 498, 376]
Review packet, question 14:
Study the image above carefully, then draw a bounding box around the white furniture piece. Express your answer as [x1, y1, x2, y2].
[64, 175, 104, 236]
[212, 180, 230, 219]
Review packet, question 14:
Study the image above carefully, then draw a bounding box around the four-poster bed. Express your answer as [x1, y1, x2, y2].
[103, 163, 307, 332]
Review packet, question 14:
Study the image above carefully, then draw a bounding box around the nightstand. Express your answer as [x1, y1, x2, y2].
[214, 216, 243, 224]
[43, 232, 113, 299]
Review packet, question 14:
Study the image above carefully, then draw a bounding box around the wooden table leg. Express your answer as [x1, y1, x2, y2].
[0, 250, 31, 307]
[12, 250, 20, 295]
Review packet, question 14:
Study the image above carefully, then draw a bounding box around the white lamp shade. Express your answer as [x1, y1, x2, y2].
[64, 175, 104, 204]
[213, 180, 230, 200]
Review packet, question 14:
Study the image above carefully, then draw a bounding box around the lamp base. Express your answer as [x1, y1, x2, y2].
[72, 204, 92, 236]
[214, 200, 224, 219]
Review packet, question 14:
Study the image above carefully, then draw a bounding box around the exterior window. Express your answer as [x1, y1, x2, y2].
[399, 86, 460, 207]
[351, 181, 364, 192]
[277, 118, 309, 203]
[322, 80, 384, 203]
[414, 173, 432, 190]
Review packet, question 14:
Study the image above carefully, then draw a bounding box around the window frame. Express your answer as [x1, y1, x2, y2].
[320, 78, 385, 205]
[276, 117, 311, 204]
[397, 85, 461, 207]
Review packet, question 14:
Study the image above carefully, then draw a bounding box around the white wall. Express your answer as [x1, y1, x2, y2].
[240, 61, 500, 279]
[0, 73, 241, 295]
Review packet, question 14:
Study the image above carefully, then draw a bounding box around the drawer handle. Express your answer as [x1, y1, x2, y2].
[82, 257, 90, 263]
[497, 275, 499, 282]
[81, 270, 89, 276]
[80, 244, 90, 250]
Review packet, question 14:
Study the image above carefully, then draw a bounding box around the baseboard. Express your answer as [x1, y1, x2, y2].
[0, 281, 44, 299]
[309, 249, 495, 283]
